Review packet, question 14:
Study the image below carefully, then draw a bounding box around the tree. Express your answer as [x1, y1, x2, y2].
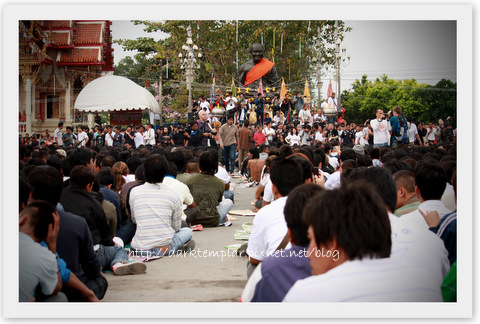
[114, 20, 351, 109]
[342, 75, 456, 124]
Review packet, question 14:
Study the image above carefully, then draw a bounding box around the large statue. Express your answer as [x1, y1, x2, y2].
[237, 43, 280, 92]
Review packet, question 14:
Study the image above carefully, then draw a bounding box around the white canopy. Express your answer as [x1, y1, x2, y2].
[74, 75, 160, 114]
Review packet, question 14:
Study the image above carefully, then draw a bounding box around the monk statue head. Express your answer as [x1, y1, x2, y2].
[250, 43, 265, 64]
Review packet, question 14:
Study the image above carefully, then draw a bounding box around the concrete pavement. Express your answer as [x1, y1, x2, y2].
[102, 177, 257, 302]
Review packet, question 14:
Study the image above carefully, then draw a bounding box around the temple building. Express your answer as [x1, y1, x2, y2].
[19, 20, 115, 134]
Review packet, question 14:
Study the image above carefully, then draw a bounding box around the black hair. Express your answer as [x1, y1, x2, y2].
[21, 200, 56, 241]
[166, 162, 178, 178]
[46, 154, 62, 172]
[347, 166, 397, 213]
[170, 150, 187, 173]
[248, 146, 260, 160]
[303, 181, 392, 260]
[68, 148, 93, 167]
[69, 165, 96, 189]
[198, 150, 219, 175]
[101, 155, 116, 168]
[289, 155, 313, 183]
[243, 120, 250, 127]
[143, 154, 169, 183]
[96, 167, 115, 187]
[19, 176, 32, 210]
[135, 164, 146, 182]
[383, 160, 413, 174]
[27, 165, 64, 205]
[118, 151, 132, 163]
[370, 147, 381, 160]
[284, 183, 324, 246]
[269, 157, 303, 196]
[415, 160, 447, 201]
[339, 148, 356, 163]
[126, 157, 142, 174]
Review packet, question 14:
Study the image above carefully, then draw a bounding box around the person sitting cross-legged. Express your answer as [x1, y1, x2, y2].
[187, 149, 234, 227]
[129, 154, 195, 257]
[60, 165, 146, 275]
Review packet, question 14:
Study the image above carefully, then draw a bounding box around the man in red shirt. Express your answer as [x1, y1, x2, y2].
[253, 125, 266, 147]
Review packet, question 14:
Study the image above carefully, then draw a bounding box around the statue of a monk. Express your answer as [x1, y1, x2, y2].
[237, 43, 280, 90]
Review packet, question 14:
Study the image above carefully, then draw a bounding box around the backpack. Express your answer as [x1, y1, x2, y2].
[394, 116, 409, 143]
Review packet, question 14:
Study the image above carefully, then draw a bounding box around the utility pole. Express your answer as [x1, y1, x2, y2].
[158, 58, 163, 127]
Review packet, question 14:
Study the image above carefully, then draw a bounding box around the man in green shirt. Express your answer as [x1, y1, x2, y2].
[187, 149, 233, 227]
[61, 126, 75, 147]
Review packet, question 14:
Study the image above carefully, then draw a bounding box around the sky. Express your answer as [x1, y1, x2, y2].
[111, 20, 457, 97]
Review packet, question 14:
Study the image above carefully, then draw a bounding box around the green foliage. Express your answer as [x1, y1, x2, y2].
[342, 76, 456, 124]
[114, 20, 351, 110]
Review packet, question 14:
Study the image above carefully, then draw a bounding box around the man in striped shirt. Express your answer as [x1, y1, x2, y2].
[129, 154, 194, 257]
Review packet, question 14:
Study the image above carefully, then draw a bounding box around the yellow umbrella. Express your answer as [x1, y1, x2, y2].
[280, 78, 287, 101]
[303, 78, 311, 104]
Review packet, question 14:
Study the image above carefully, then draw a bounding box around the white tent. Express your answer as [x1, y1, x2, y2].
[74, 75, 160, 114]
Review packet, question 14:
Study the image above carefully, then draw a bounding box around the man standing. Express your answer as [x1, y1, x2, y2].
[143, 124, 155, 146]
[327, 93, 338, 124]
[197, 110, 213, 146]
[77, 126, 89, 148]
[134, 125, 145, 147]
[370, 109, 390, 148]
[112, 126, 124, 147]
[219, 114, 239, 175]
[281, 93, 294, 123]
[340, 123, 355, 148]
[62, 126, 75, 147]
[105, 125, 114, 147]
[238, 120, 253, 172]
[294, 92, 304, 115]
[53, 122, 64, 147]
[198, 96, 210, 116]
[124, 125, 135, 149]
[225, 92, 238, 115]
[254, 93, 265, 126]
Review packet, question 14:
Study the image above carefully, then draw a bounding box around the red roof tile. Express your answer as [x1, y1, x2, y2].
[43, 20, 72, 28]
[58, 48, 101, 63]
[50, 32, 70, 46]
[75, 23, 103, 45]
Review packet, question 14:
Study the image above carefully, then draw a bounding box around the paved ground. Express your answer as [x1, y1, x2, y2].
[102, 177, 257, 302]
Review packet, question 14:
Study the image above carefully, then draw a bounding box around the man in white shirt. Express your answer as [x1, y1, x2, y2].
[284, 176, 445, 302]
[162, 162, 196, 225]
[105, 125, 114, 147]
[225, 92, 238, 114]
[370, 108, 390, 147]
[198, 96, 210, 116]
[262, 121, 275, 145]
[143, 123, 156, 146]
[134, 125, 145, 147]
[246, 157, 303, 277]
[298, 104, 311, 125]
[400, 159, 451, 229]
[130, 154, 194, 256]
[427, 122, 438, 144]
[273, 111, 284, 127]
[76, 125, 89, 148]
[53, 122, 64, 146]
[327, 93, 338, 124]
